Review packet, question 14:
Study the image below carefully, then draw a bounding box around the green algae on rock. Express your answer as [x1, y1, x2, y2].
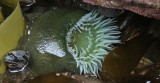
[66, 10, 121, 76]
[23, 7, 86, 75]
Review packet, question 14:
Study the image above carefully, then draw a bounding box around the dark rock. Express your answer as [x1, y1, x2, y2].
[83, 0, 160, 19]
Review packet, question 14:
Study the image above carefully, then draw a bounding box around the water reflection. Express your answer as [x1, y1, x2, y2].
[37, 40, 66, 57]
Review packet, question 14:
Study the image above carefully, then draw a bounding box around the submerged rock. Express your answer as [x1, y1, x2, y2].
[23, 7, 86, 75]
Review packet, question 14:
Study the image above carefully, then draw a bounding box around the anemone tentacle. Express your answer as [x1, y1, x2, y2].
[66, 10, 121, 76]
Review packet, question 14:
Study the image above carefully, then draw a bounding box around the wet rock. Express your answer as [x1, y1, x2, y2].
[83, 0, 160, 19]
[22, 7, 86, 75]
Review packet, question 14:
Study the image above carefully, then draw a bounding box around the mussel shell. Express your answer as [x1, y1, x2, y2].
[4, 50, 30, 73]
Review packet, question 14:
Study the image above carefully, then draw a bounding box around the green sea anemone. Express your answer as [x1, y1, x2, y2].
[66, 11, 121, 76]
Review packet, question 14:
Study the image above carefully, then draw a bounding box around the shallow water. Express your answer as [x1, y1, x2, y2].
[21, 5, 160, 83]
[1, 0, 160, 83]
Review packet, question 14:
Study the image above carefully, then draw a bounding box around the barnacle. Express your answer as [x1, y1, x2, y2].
[66, 10, 121, 76]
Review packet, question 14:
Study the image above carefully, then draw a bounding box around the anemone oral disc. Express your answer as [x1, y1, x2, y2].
[66, 10, 121, 76]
